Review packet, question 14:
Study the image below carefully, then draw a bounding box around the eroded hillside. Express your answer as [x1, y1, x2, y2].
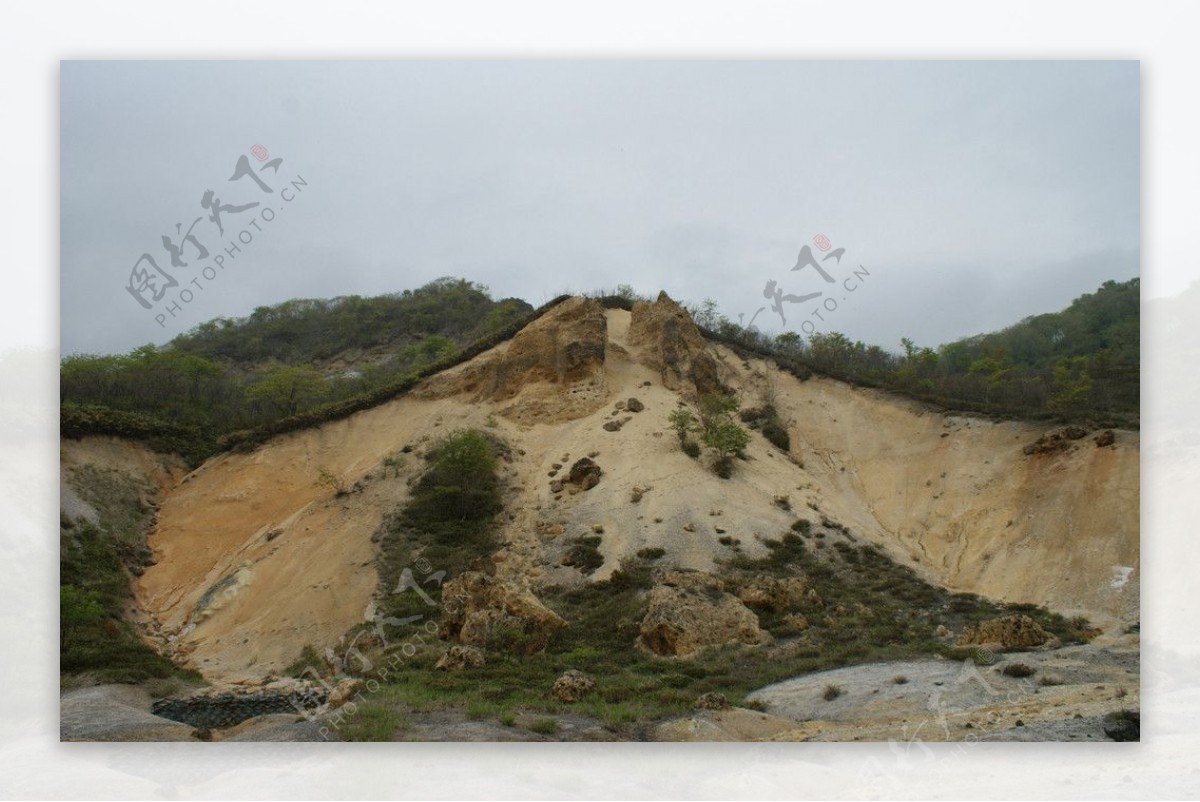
[79, 293, 1138, 683]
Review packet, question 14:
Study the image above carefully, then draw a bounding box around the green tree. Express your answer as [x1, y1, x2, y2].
[774, 331, 803, 355]
[245, 365, 325, 416]
[698, 392, 739, 430]
[667, 408, 697, 444]
[1047, 356, 1093, 415]
[704, 417, 751, 460]
[411, 429, 500, 522]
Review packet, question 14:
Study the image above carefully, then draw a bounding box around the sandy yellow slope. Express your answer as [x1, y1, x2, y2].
[64, 295, 1137, 681]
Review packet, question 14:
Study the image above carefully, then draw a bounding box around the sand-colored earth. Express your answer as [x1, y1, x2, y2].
[62, 295, 1139, 682]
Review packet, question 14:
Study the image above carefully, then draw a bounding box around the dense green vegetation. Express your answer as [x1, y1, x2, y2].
[60, 279, 534, 463]
[169, 277, 531, 365]
[694, 278, 1139, 426]
[60, 465, 198, 684]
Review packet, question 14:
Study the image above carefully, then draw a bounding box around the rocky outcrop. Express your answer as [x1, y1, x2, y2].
[551, 669, 596, 702]
[435, 644, 486, 671]
[327, 678, 364, 709]
[411, 296, 609, 423]
[628, 292, 723, 397]
[735, 575, 809, 614]
[489, 297, 607, 399]
[639, 571, 767, 657]
[440, 570, 567, 656]
[956, 614, 1052, 650]
[1022, 426, 1090, 456]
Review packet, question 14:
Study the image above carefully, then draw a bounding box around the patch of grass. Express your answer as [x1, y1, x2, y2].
[285, 644, 325, 678]
[682, 440, 701, 459]
[339, 704, 410, 741]
[636, 547, 666, 560]
[498, 711, 517, 727]
[142, 676, 186, 699]
[466, 698, 505, 720]
[823, 684, 844, 701]
[528, 717, 559, 735]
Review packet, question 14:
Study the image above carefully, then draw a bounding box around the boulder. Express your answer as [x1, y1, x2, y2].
[1094, 429, 1116, 447]
[551, 669, 596, 702]
[735, 576, 808, 613]
[1103, 710, 1140, 742]
[955, 614, 1051, 650]
[440, 571, 567, 656]
[567, 457, 602, 490]
[327, 678, 364, 709]
[639, 571, 767, 657]
[434, 644, 486, 671]
[626, 397, 645, 413]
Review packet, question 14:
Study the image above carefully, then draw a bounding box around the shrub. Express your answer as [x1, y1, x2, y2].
[529, 718, 559, 735]
[636, 547, 666, 560]
[315, 465, 349, 496]
[682, 440, 701, 459]
[823, 684, 844, 701]
[1000, 663, 1036, 678]
[698, 392, 739, 427]
[704, 418, 750, 462]
[762, 420, 790, 451]
[566, 537, 605, 575]
[892, 675, 909, 685]
[405, 429, 500, 524]
[712, 455, 734, 479]
[667, 408, 697, 443]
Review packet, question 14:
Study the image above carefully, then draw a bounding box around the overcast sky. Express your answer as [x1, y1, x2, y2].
[60, 60, 1138, 357]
